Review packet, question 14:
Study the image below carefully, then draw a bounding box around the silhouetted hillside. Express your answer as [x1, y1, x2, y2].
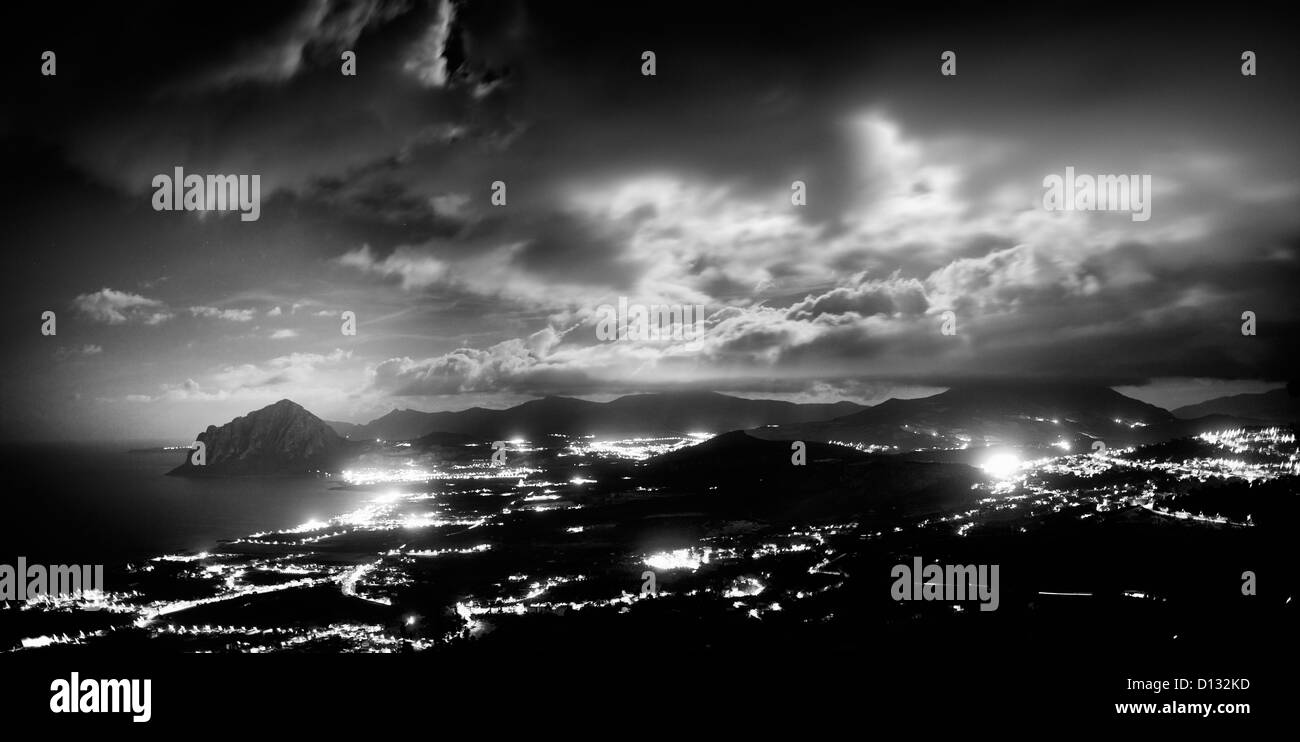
[169, 400, 355, 476]
[1173, 388, 1298, 423]
[338, 391, 865, 441]
[754, 382, 1179, 449]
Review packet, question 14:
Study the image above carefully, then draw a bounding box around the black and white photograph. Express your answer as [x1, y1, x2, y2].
[0, 0, 1295, 728]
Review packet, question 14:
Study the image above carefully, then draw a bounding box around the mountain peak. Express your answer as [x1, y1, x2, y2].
[169, 399, 352, 476]
[261, 398, 315, 416]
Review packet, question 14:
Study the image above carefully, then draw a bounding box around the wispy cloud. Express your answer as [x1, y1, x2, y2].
[73, 288, 173, 325]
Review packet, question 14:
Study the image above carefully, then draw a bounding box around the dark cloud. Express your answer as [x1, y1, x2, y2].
[2, 1, 1298, 439]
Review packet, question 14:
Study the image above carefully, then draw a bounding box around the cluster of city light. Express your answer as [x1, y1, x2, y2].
[1140, 500, 1253, 527]
[8, 471, 560, 651]
[150, 551, 213, 563]
[6, 588, 138, 615]
[245, 520, 331, 538]
[1034, 455, 1118, 478]
[233, 494, 488, 549]
[393, 544, 492, 558]
[340, 560, 389, 605]
[154, 622, 433, 653]
[341, 466, 435, 485]
[955, 427, 1288, 537]
[270, 623, 431, 653]
[563, 433, 711, 461]
[642, 545, 743, 572]
[742, 602, 784, 620]
[792, 523, 857, 538]
[1191, 427, 1299, 477]
[751, 541, 814, 558]
[808, 555, 847, 578]
[723, 576, 766, 598]
[345, 462, 549, 485]
[1013, 439, 1289, 486]
[495, 574, 588, 607]
[451, 583, 662, 629]
[235, 528, 353, 546]
[18, 629, 110, 650]
[1198, 426, 1296, 451]
[1131, 454, 1293, 483]
[510, 499, 582, 513]
[828, 440, 898, 453]
[450, 465, 541, 480]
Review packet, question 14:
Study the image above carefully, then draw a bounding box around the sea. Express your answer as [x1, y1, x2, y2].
[0, 442, 374, 567]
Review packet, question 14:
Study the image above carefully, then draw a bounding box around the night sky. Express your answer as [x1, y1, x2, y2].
[2, 1, 1297, 440]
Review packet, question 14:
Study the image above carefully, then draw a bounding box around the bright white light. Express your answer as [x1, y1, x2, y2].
[980, 453, 1022, 479]
[644, 548, 710, 572]
[723, 576, 766, 598]
[341, 467, 432, 485]
[1052, 440, 1072, 452]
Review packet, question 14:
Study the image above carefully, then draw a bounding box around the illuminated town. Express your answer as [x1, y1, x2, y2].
[4, 425, 1294, 654]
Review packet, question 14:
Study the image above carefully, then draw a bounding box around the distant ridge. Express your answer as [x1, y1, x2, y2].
[1172, 388, 1297, 423]
[169, 399, 354, 477]
[644, 429, 872, 475]
[752, 381, 1179, 449]
[330, 391, 866, 441]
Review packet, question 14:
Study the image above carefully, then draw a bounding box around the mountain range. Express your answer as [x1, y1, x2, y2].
[327, 391, 865, 441]
[747, 381, 1257, 450]
[1171, 387, 1297, 423]
[175, 384, 1286, 477]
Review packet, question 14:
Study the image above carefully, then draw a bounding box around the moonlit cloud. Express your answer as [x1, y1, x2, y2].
[73, 289, 173, 326]
[403, 0, 456, 88]
[337, 244, 451, 290]
[186, 0, 410, 89]
[3, 1, 1297, 439]
[189, 306, 258, 322]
